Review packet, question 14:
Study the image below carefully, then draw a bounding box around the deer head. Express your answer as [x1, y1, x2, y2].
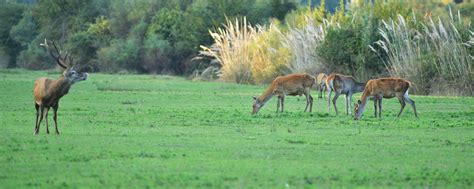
[252, 96, 265, 114]
[353, 100, 364, 120]
[40, 39, 88, 83]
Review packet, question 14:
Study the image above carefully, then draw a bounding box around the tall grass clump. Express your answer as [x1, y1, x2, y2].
[202, 18, 292, 84]
[283, 17, 335, 74]
[282, 1, 330, 75]
[201, 18, 255, 84]
[373, 12, 473, 95]
[248, 20, 291, 84]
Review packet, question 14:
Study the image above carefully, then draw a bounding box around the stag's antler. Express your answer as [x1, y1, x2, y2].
[40, 38, 69, 69]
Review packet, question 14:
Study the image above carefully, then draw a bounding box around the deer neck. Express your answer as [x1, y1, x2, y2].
[258, 85, 275, 105]
[51, 76, 72, 98]
[359, 90, 371, 109]
[354, 90, 371, 119]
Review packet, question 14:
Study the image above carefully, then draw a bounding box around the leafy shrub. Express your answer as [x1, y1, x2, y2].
[318, 25, 359, 75]
[141, 33, 171, 73]
[97, 38, 140, 72]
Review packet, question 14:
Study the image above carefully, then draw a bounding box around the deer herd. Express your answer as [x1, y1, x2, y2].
[252, 73, 418, 118]
[32, 39, 418, 135]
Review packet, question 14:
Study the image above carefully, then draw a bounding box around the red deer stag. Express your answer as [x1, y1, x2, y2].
[33, 39, 88, 135]
[316, 73, 327, 99]
[353, 78, 418, 120]
[252, 73, 315, 114]
[326, 74, 366, 115]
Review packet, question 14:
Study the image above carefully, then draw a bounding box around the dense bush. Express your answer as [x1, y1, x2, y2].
[318, 26, 359, 75]
[141, 33, 172, 74]
[97, 38, 140, 72]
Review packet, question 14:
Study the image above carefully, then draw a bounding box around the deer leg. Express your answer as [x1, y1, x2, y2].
[35, 106, 45, 135]
[304, 89, 312, 112]
[44, 107, 50, 134]
[397, 96, 406, 117]
[378, 98, 383, 119]
[404, 95, 418, 118]
[322, 85, 326, 99]
[348, 94, 353, 115]
[318, 84, 323, 99]
[332, 92, 340, 115]
[345, 94, 350, 115]
[327, 87, 332, 113]
[281, 96, 285, 113]
[34, 103, 40, 134]
[373, 99, 378, 118]
[304, 94, 309, 112]
[276, 96, 281, 113]
[53, 104, 60, 135]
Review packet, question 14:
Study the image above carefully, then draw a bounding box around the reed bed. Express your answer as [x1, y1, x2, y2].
[373, 11, 473, 95]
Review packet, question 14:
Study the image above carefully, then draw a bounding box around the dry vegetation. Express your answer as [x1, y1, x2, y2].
[373, 11, 473, 95]
[202, 3, 473, 96]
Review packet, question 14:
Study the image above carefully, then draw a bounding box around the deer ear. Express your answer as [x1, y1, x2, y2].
[252, 96, 257, 100]
[357, 100, 362, 104]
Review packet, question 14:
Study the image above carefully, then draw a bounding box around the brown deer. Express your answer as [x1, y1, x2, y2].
[252, 73, 315, 114]
[33, 39, 88, 135]
[353, 78, 418, 120]
[316, 73, 327, 99]
[326, 73, 366, 115]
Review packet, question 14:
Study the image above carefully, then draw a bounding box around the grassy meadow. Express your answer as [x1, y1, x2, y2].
[0, 69, 473, 188]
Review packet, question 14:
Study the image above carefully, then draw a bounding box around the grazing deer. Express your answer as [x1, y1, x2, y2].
[353, 78, 418, 120]
[252, 73, 315, 114]
[316, 73, 327, 99]
[326, 73, 366, 115]
[33, 39, 88, 135]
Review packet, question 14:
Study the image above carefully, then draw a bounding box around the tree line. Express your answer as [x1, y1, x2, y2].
[0, 0, 299, 74]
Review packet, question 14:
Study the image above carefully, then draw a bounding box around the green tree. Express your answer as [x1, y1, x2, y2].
[34, 0, 92, 40]
[0, 3, 25, 67]
[10, 9, 39, 47]
[148, 7, 200, 73]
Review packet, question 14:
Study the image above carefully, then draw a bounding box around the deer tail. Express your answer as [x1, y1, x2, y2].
[326, 77, 335, 91]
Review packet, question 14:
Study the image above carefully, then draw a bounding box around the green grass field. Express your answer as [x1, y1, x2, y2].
[0, 69, 473, 188]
